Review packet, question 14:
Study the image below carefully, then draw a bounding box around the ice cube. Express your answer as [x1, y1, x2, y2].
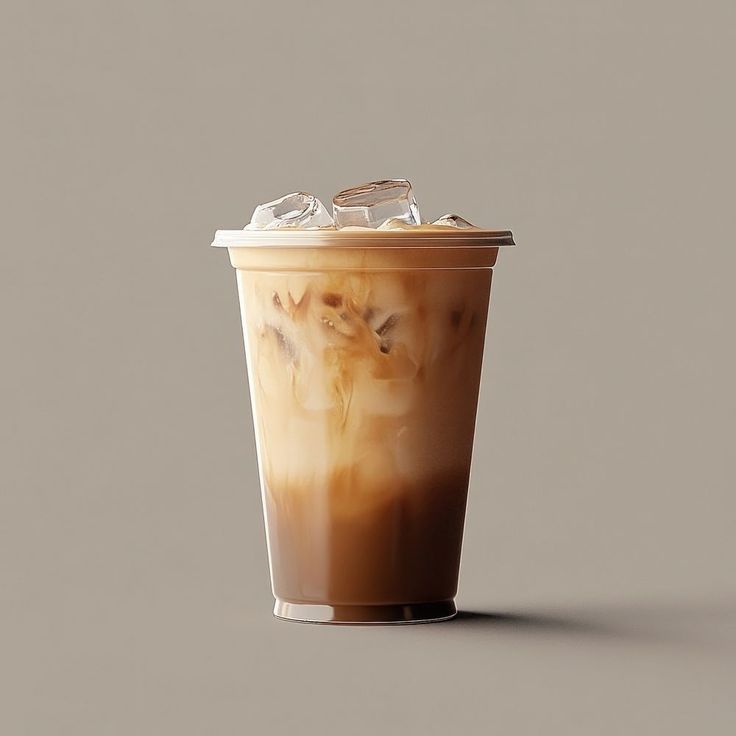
[431, 213, 476, 229]
[262, 324, 297, 362]
[333, 179, 421, 229]
[319, 290, 359, 339]
[246, 192, 333, 230]
[374, 312, 400, 353]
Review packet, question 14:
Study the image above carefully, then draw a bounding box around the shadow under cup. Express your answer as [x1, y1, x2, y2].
[214, 229, 513, 624]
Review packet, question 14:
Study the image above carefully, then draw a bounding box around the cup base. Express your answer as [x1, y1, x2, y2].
[273, 599, 456, 625]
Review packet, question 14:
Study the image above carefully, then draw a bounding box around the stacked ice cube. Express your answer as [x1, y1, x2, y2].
[244, 179, 475, 231]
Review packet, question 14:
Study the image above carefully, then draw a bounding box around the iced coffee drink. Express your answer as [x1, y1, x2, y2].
[213, 181, 513, 623]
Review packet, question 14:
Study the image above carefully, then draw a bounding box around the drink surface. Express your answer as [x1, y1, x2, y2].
[235, 238, 494, 606]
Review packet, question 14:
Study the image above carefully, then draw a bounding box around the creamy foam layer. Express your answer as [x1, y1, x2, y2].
[214, 230, 513, 273]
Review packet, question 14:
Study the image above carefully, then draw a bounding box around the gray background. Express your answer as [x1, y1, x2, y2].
[3, 0, 735, 733]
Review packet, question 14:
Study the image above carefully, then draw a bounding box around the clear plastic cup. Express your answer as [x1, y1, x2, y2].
[212, 227, 514, 623]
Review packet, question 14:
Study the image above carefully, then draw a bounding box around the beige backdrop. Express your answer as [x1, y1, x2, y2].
[3, 0, 735, 733]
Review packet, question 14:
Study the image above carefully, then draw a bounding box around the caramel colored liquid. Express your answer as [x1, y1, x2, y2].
[237, 256, 492, 607]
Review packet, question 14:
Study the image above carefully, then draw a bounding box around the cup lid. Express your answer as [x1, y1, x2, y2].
[211, 228, 515, 248]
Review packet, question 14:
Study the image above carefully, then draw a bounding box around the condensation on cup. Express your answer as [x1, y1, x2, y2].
[211, 180, 515, 624]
